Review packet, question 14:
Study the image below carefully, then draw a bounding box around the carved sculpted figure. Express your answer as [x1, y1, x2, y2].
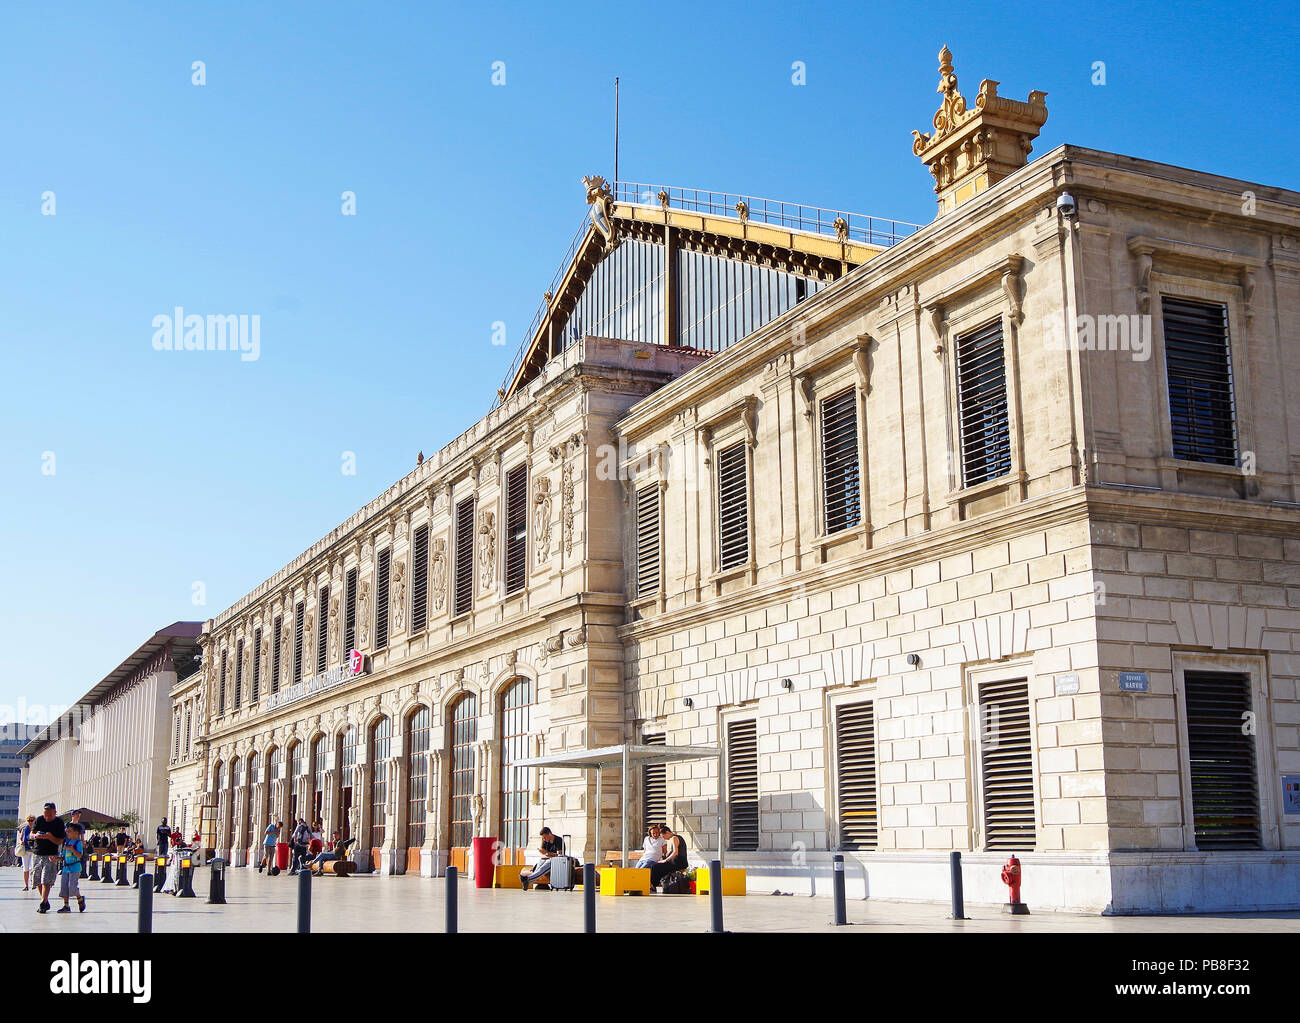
[430, 538, 447, 612]
[358, 580, 371, 648]
[533, 476, 553, 564]
[391, 559, 406, 633]
[478, 511, 496, 591]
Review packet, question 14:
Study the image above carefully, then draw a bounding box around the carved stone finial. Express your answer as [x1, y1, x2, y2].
[911, 47, 1048, 217]
[657, 189, 670, 210]
[417, 451, 424, 466]
[735, 200, 749, 223]
[832, 216, 849, 242]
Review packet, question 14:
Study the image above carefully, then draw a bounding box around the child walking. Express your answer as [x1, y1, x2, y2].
[57, 822, 86, 914]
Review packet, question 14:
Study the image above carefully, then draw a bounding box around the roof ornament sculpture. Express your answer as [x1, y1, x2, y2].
[581, 174, 616, 243]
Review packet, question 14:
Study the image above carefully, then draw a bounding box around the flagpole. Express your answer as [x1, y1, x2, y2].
[614, 76, 620, 193]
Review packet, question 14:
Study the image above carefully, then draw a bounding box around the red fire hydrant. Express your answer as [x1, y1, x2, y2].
[1000, 855, 1030, 915]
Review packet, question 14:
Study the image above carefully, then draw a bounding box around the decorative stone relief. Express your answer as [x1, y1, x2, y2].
[329, 590, 340, 661]
[391, 559, 406, 633]
[478, 511, 496, 591]
[430, 538, 447, 612]
[533, 476, 553, 564]
[358, 580, 371, 648]
[302, 609, 314, 668]
[561, 461, 575, 557]
[280, 618, 293, 678]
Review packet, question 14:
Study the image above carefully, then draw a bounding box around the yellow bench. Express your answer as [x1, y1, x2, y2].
[494, 864, 527, 889]
[695, 866, 746, 896]
[599, 867, 650, 896]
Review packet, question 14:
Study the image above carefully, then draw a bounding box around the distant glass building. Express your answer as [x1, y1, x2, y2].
[1, 723, 41, 837]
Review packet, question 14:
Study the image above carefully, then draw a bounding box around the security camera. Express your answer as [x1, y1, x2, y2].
[1056, 192, 1077, 217]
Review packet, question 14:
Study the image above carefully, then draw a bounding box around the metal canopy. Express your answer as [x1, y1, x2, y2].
[512, 743, 723, 869]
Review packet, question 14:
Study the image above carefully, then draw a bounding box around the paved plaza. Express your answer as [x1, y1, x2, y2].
[3, 865, 1299, 934]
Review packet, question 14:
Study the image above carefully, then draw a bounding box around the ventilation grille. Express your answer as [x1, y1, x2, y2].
[375, 548, 391, 650]
[821, 387, 862, 535]
[717, 442, 749, 571]
[727, 719, 760, 851]
[1163, 297, 1237, 466]
[505, 463, 529, 594]
[835, 701, 877, 850]
[411, 524, 429, 632]
[1185, 670, 1260, 850]
[642, 733, 666, 831]
[454, 498, 475, 617]
[635, 484, 661, 598]
[956, 318, 1011, 487]
[979, 677, 1035, 850]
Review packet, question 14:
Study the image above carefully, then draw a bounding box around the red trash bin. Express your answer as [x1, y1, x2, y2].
[471, 837, 499, 889]
[276, 841, 291, 871]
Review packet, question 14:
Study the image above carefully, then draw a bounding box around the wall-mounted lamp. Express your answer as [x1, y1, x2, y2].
[683, 697, 694, 709]
[780, 678, 794, 690]
[906, 653, 921, 667]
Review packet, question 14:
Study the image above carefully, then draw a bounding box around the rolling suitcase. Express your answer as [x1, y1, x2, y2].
[547, 834, 578, 891]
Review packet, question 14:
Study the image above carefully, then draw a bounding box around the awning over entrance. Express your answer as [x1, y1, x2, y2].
[512, 743, 722, 868]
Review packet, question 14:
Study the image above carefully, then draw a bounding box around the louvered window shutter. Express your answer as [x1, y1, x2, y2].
[251, 628, 262, 701]
[375, 548, 391, 650]
[234, 639, 243, 707]
[293, 601, 305, 684]
[979, 677, 1035, 850]
[635, 484, 661, 598]
[642, 733, 666, 831]
[344, 568, 357, 653]
[316, 587, 329, 672]
[411, 525, 429, 631]
[271, 616, 282, 693]
[727, 719, 759, 851]
[219, 651, 227, 712]
[1163, 297, 1237, 465]
[717, 442, 749, 571]
[835, 701, 877, 850]
[505, 464, 529, 594]
[821, 387, 861, 534]
[1185, 670, 1260, 849]
[454, 498, 475, 616]
[956, 319, 1011, 487]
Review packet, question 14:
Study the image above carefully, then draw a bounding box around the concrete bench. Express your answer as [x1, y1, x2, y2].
[310, 859, 357, 876]
[695, 865, 746, 896]
[599, 867, 650, 896]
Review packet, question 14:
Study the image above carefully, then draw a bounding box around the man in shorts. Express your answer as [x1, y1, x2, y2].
[30, 802, 67, 914]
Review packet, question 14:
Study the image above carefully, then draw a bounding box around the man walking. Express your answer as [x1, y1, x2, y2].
[156, 817, 171, 856]
[30, 803, 67, 914]
[18, 815, 35, 891]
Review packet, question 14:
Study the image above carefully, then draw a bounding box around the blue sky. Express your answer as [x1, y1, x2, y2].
[1, 0, 1295, 720]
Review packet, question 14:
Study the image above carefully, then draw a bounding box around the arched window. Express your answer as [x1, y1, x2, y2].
[289, 742, 304, 821]
[338, 726, 359, 841]
[370, 716, 392, 848]
[268, 746, 281, 822]
[247, 751, 260, 850]
[311, 735, 326, 825]
[499, 678, 534, 850]
[407, 707, 431, 848]
[449, 695, 478, 849]
[231, 756, 244, 847]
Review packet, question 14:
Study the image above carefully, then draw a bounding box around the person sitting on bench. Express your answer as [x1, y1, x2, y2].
[635, 824, 667, 869]
[649, 824, 687, 888]
[519, 828, 564, 890]
[307, 832, 353, 870]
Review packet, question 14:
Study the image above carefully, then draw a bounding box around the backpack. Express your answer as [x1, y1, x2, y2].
[659, 871, 691, 895]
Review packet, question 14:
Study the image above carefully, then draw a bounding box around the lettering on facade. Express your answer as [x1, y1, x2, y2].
[264, 649, 367, 712]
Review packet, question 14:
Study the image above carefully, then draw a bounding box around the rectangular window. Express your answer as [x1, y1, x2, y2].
[956, 318, 1011, 487]
[271, 615, 282, 693]
[726, 719, 759, 851]
[173, 714, 180, 760]
[251, 628, 262, 702]
[978, 677, 1035, 850]
[717, 442, 749, 571]
[344, 568, 358, 653]
[504, 463, 529, 594]
[293, 601, 305, 684]
[375, 548, 391, 650]
[411, 524, 429, 632]
[1184, 670, 1260, 849]
[1163, 297, 1237, 465]
[635, 484, 661, 598]
[317, 586, 329, 673]
[821, 387, 862, 534]
[453, 497, 475, 617]
[835, 701, 877, 850]
[233, 638, 244, 708]
[218, 651, 227, 713]
[642, 733, 666, 832]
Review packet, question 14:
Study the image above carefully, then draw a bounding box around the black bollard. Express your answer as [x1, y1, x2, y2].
[708, 859, 725, 933]
[101, 855, 113, 883]
[949, 851, 967, 920]
[445, 866, 458, 934]
[137, 874, 153, 934]
[116, 856, 130, 886]
[832, 854, 848, 925]
[207, 858, 227, 905]
[177, 855, 196, 899]
[297, 867, 311, 933]
[153, 857, 167, 893]
[583, 863, 596, 933]
[87, 854, 99, 882]
[132, 856, 144, 889]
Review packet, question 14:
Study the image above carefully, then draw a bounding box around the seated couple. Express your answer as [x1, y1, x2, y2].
[635, 823, 689, 887]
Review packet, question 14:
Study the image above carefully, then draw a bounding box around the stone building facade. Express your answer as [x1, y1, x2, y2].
[179, 51, 1300, 912]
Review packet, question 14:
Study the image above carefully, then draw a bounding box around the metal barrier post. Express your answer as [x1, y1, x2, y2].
[832, 854, 847, 926]
[177, 855, 196, 898]
[137, 874, 153, 934]
[116, 855, 130, 886]
[297, 868, 311, 933]
[583, 863, 595, 933]
[207, 858, 227, 905]
[153, 857, 167, 893]
[445, 865, 458, 933]
[101, 855, 113, 883]
[708, 859, 725, 933]
[949, 851, 967, 920]
[87, 854, 99, 881]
